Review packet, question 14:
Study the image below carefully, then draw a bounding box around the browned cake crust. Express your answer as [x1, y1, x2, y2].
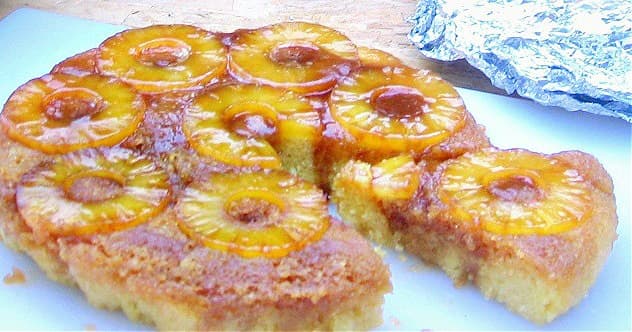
[332, 148, 617, 323]
[61, 214, 389, 330]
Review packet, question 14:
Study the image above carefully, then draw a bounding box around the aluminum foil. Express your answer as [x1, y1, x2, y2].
[408, 0, 632, 122]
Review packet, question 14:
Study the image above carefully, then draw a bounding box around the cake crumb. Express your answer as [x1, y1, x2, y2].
[3, 267, 26, 284]
[409, 262, 427, 272]
[373, 245, 386, 258]
[84, 323, 97, 331]
[389, 315, 401, 328]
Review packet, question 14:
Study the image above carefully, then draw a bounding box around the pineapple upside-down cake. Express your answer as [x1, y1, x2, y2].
[0, 22, 617, 329]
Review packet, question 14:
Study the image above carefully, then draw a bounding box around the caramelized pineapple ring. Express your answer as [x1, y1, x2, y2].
[228, 22, 359, 94]
[51, 48, 99, 77]
[371, 155, 421, 200]
[97, 25, 227, 93]
[339, 155, 420, 201]
[329, 67, 466, 153]
[177, 171, 330, 258]
[437, 149, 592, 235]
[16, 148, 170, 236]
[0, 74, 144, 154]
[183, 84, 320, 169]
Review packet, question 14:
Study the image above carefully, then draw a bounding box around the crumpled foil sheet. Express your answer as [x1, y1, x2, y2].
[408, 0, 632, 122]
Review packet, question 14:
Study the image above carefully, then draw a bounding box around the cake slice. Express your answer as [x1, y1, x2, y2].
[332, 148, 617, 323]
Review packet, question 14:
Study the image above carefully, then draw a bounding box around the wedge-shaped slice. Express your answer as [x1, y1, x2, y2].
[0, 73, 144, 154]
[97, 25, 227, 93]
[331, 155, 421, 247]
[17, 147, 170, 237]
[228, 22, 359, 94]
[183, 83, 321, 181]
[332, 148, 617, 323]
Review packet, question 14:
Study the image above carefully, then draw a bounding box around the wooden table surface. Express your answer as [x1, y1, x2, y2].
[0, 0, 505, 95]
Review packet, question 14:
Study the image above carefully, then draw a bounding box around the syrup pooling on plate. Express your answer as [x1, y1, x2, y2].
[176, 170, 330, 258]
[16, 147, 170, 237]
[228, 22, 359, 94]
[329, 66, 466, 153]
[183, 83, 320, 169]
[0, 73, 144, 154]
[97, 24, 227, 93]
[437, 149, 592, 235]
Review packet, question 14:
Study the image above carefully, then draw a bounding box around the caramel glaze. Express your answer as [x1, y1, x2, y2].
[51, 49, 99, 77]
[20, 38, 487, 212]
[42, 88, 105, 121]
[227, 25, 360, 95]
[65, 175, 124, 204]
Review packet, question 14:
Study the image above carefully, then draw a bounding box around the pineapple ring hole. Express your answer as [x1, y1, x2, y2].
[135, 38, 192, 67]
[224, 189, 285, 227]
[370, 85, 426, 118]
[62, 170, 126, 204]
[486, 174, 544, 204]
[269, 42, 321, 66]
[224, 102, 279, 139]
[42, 87, 105, 121]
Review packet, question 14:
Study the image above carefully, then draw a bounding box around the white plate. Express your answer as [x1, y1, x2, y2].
[0, 8, 630, 330]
